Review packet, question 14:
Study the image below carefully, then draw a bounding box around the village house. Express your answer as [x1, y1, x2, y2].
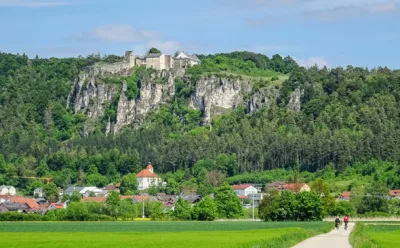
[267, 182, 311, 193]
[180, 194, 202, 206]
[0, 202, 29, 213]
[47, 202, 66, 211]
[34, 188, 44, 198]
[136, 163, 161, 191]
[0, 185, 16, 195]
[232, 184, 258, 196]
[64, 186, 108, 198]
[103, 183, 120, 192]
[337, 191, 351, 201]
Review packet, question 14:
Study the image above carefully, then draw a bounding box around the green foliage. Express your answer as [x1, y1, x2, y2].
[172, 198, 192, 220]
[358, 181, 389, 214]
[334, 201, 356, 217]
[259, 189, 280, 221]
[296, 191, 323, 221]
[120, 173, 138, 195]
[86, 173, 108, 187]
[66, 202, 89, 221]
[148, 48, 161, 54]
[349, 223, 379, 248]
[191, 196, 217, 221]
[70, 190, 82, 202]
[43, 183, 59, 202]
[106, 191, 121, 206]
[214, 184, 243, 218]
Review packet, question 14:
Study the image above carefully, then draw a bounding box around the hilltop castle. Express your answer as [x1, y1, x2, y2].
[99, 50, 201, 72]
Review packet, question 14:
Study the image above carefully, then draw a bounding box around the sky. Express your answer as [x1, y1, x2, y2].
[0, 0, 399, 68]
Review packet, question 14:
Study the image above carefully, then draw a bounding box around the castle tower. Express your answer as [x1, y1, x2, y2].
[125, 51, 135, 67]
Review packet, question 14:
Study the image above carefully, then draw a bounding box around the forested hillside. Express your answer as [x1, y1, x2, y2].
[1, 51, 400, 196]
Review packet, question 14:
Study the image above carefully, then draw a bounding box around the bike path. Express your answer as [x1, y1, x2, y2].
[292, 222, 354, 248]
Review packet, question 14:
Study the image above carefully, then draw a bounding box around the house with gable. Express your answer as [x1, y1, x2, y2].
[232, 184, 258, 196]
[136, 163, 161, 190]
[0, 185, 16, 195]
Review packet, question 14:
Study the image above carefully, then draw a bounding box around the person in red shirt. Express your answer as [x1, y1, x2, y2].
[344, 215, 349, 230]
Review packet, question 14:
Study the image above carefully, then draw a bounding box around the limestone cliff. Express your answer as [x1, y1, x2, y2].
[189, 76, 252, 123]
[68, 63, 299, 134]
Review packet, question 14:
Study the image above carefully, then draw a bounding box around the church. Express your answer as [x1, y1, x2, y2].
[136, 163, 161, 190]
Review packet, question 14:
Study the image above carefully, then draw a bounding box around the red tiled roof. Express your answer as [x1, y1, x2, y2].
[238, 195, 248, 199]
[49, 203, 64, 209]
[146, 164, 153, 170]
[338, 191, 351, 199]
[80, 197, 107, 203]
[136, 169, 159, 178]
[9, 196, 39, 209]
[283, 183, 307, 191]
[104, 185, 117, 191]
[232, 184, 253, 190]
[389, 190, 400, 197]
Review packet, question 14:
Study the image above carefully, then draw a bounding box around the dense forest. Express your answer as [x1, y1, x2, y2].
[1, 51, 400, 202]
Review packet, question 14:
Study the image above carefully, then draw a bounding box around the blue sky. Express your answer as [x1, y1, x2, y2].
[0, 0, 399, 68]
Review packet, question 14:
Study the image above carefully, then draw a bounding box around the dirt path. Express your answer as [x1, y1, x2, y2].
[292, 222, 354, 248]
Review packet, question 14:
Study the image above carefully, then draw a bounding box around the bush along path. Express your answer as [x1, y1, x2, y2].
[292, 222, 354, 248]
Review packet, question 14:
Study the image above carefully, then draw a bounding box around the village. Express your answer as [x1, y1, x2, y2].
[2, 162, 400, 216]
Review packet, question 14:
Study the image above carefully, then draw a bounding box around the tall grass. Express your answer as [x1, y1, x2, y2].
[241, 222, 332, 248]
[349, 222, 380, 248]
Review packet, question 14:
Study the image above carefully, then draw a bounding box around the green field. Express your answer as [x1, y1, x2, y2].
[0, 222, 330, 248]
[365, 224, 400, 248]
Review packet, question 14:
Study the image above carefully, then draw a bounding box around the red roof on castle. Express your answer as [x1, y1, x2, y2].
[136, 163, 159, 178]
[232, 184, 253, 190]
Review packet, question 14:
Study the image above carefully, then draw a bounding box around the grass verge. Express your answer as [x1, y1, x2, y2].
[241, 222, 332, 248]
[349, 222, 379, 248]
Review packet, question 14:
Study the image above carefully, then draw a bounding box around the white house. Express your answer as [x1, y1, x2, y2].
[64, 186, 106, 197]
[0, 185, 16, 196]
[232, 184, 258, 196]
[137, 163, 161, 191]
[175, 51, 201, 66]
[34, 188, 44, 198]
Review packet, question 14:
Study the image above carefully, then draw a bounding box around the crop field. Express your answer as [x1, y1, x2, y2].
[365, 224, 400, 248]
[0, 221, 330, 248]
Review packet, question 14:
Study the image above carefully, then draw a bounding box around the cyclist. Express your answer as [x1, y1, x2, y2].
[335, 216, 340, 230]
[344, 215, 349, 230]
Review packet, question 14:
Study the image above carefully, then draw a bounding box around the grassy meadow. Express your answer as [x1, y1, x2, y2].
[0, 221, 331, 248]
[365, 224, 400, 248]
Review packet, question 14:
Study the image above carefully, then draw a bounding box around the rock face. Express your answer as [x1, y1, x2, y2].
[287, 88, 304, 111]
[247, 88, 280, 113]
[189, 76, 251, 123]
[114, 72, 176, 133]
[68, 63, 300, 134]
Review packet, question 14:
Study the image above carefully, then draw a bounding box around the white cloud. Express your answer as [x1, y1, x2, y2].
[0, 0, 69, 7]
[296, 57, 330, 68]
[76, 24, 159, 43]
[73, 24, 183, 55]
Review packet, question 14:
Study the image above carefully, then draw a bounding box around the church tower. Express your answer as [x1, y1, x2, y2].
[125, 50, 135, 67]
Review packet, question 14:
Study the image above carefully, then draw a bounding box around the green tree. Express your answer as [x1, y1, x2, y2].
[296, 191, 323, 221]
[43, 183, 59, 202]
[191, 196, 217, 221]
[358, 181, 389, 214]
[259, 189, 280, 221]
[120, 173, 138, 195]
[86, 173, 108, 187]
[148, 48, 161, 54]
[66, 202, 88, 221]
[334, 201, 356, 216]
[70, 190, 82, 202]
[106, 191, 121, 206]
[214, 184, 243, 219]
[277, 190, 297, 220]
[117, 200, 137, 220]
[173, 198, 191, 220]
